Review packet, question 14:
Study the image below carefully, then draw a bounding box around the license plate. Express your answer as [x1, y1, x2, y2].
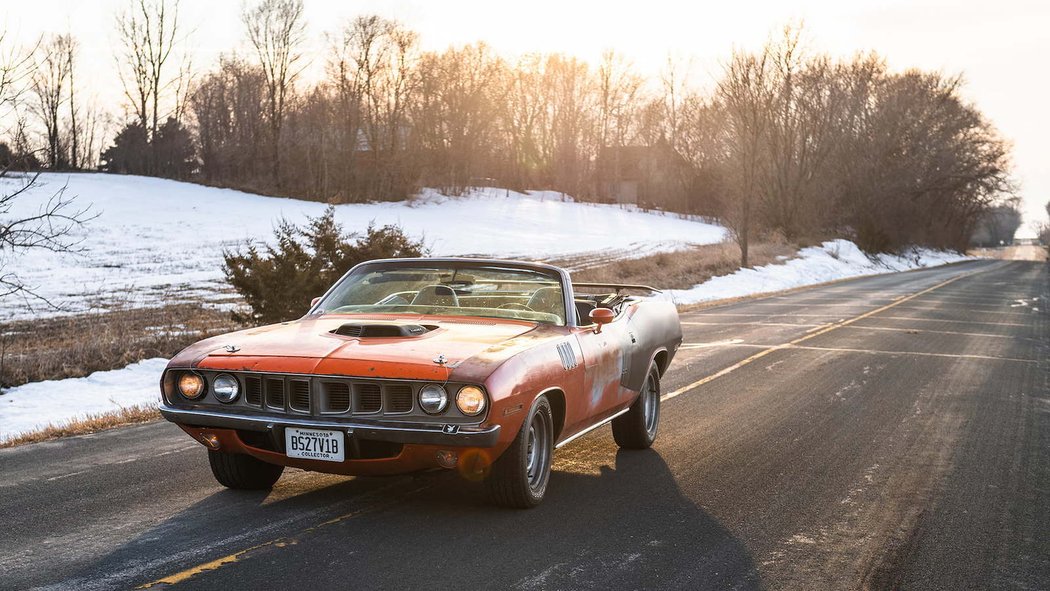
[285, 428, 345, 462]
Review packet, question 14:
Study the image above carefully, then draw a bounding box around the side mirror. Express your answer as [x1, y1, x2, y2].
[589, 308, 615, 333]
[310, 296, 322, 308]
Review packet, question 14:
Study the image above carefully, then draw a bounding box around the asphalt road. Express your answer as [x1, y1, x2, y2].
[2, 259, 1047, 590]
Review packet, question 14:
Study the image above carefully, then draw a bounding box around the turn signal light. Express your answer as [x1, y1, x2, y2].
[436, 450, 458, 469]
[199, 433, 221, 450]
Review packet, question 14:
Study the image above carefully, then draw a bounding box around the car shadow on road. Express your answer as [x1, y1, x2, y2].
[66, 441, 763, 590]
[378, 445, 766, 590]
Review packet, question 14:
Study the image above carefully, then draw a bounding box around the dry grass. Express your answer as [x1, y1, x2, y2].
[0, 303, 242, 389]
[566, 241, 798, 290]
[0, 405, 161, 448]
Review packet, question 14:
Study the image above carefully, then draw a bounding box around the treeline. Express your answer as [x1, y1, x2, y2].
[690, 30, 1012, 259]
[1, 1, 1014, 261]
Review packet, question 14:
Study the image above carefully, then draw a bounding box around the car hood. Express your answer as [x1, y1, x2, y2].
[172, 314, 544, 381]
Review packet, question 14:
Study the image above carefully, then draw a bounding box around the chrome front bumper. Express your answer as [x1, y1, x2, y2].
[160, 405, 502, 447]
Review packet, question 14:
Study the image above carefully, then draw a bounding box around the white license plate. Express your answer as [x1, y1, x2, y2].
[285, 428, 345, 462]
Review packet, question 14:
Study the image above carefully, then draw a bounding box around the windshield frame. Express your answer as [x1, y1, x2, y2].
[309, 258, 577, 327]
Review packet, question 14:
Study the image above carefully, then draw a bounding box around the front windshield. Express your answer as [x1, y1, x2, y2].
[316, 263, 567, 325]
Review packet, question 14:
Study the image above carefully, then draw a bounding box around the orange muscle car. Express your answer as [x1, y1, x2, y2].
[160, 258, 683, 507]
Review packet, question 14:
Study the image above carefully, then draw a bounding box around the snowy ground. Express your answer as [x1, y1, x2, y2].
[659, 239, 971, 305]
[0, 173, 726, 321]
[0, 359, 168, 442]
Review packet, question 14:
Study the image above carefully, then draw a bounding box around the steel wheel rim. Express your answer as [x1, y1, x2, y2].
[643, 374, 659, 437]
[525, 412, 550, 491]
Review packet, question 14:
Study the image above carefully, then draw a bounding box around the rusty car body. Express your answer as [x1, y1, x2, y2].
[160, 258, 682, 507]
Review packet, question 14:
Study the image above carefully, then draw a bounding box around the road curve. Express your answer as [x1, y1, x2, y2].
[1, 259, 1047, 590]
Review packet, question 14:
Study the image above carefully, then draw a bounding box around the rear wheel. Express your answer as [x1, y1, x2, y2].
[613, 363, 661, 449]
[208, 450, 284, 490]
[487, 396, 553, 508]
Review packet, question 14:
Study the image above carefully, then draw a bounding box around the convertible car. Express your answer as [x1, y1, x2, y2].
[160, 258, 682, 507]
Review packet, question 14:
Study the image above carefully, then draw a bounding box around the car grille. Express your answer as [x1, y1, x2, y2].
[245, 376, 263, 406]
[323, 382, 351, 413]
[355, 383, 382, 413]
[289, 380, 311, 412]
[265, 378, 285, 408]
[229, 373, 425, 418]
[386, 384, 413, 413]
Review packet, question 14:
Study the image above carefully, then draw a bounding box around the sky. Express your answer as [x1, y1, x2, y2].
[3, 0, 1047, 235]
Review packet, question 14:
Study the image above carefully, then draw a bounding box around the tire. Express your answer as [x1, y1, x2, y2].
[613, 363, 661, 449]
[486, 396, 554, 509]
[208, 450, 284, 490]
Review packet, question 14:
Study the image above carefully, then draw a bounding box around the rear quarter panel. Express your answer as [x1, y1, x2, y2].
[622, 299, 683, 391]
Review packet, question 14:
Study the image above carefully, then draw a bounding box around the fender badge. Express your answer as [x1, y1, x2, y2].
[433, 354, 448, 365]
[223, 344, 240, 353]
[442, 424, 460, 434]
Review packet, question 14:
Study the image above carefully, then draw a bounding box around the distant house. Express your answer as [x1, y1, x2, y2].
[596, 140, 695, 210]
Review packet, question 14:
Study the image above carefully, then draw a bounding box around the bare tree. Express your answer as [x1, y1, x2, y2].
[414, 43, 502, 193]
[716, 48, 774, 267]
[761, 26, 842, 239]
[64, 34, 80, 169]
[596, 51, 642, 149]
[1, 43, 93, 308]
[659, 54, 692, 151]
[0, 31, 36, 119]
[242, 0, 306, 187]
[497, 54, 548, 190]
[115, 0, 182, 168]
[1038, 201, 1050, 250]
[0, 173, 95, 309]
[31, 34, 73, 169]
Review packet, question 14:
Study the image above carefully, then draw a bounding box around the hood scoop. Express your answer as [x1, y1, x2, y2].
[330, 322, 434, 338]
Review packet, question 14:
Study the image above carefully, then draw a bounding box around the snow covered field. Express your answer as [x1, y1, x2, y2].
[660, 240, 972, 305]
[0, 173, 726, 321]
[0, 359, 168, 443]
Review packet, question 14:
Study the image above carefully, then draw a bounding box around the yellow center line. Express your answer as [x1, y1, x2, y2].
[835, 324, 1020, 340]
[784, 344, 1038, 364]
[663, 268, 986, 402]
[682, 321, 824, 328]
[677, 340, 1036, 363]
[138, 482, 428, 588]
[869, 315, 1031, 328]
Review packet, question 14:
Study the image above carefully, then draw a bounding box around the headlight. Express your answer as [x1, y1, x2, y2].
[418, 384, 448, 414]
[177, 373, 205, 399]
[212, 374, 240, 403]
[456, 386, 487, 416]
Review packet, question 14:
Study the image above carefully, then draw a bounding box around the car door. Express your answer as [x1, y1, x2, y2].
[573, 313, 632, 419]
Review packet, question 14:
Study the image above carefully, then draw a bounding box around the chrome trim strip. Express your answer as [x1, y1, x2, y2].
[160, 404, 491, 434]
[554, 407, 630, 449]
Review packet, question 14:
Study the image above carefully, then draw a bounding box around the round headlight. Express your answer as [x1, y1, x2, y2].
[212, 374, 240, 403]
[456, 386, 487, 416]
[419, 384, 448, 414]
[177, 373, 205, 399]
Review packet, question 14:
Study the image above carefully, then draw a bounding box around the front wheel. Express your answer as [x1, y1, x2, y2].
[613, 363, 661, 449]
[486, 396, 554, 508]
[208, 450, 284, 490]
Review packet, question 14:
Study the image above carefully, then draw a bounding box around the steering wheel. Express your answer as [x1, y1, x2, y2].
[498, 302, 533, 311]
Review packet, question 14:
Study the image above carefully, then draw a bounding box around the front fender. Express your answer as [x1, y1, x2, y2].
[474, 340, 578, 452]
